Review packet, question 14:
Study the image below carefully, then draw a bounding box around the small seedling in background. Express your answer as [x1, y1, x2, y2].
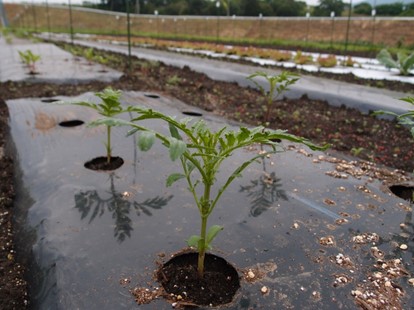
[376, 49, 414, 76]
[84, 47, 95, 64]
[18, 49, 41, 75]
[374, 97, 414, 137]
[341, 56, 358, 67]
[317, 54, 337, 68]
[90, 104, 328, 278]
[247, 71, 299, 126]
[293, 51, 313, 65]
[57, 87, 128, 164]
[166, 74, 181, 86]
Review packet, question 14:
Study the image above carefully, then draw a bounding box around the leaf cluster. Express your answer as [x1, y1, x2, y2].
[374, 97, 414, 137]
[18, 49, 41, 73]
[376, 49, 414, 76]
[247, 71, 299, 125]
[69, 87, 125, 117]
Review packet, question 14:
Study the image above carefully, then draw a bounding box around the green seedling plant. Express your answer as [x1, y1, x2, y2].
[84, 47, 95, 64]
[374, 97, 414, 137]
[91, 105, 328, 278]
[247, 71, 299, 126]
[377, 49, 414, 76]
[59, 88, 128, 164]
[18, 49, 41, 74]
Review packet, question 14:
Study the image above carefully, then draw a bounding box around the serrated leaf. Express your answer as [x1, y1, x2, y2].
[166, 173, 185, 187]
[187, 235, 201, 248]
[137, 131, 155, 151]
[168, 137, 187, 161]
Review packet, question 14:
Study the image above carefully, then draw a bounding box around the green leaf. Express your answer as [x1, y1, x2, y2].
[166, 173, 185, 187]
[206, 225, 223, 245]
[377, 49, 399, 70]
[168, 137, 187, 161]
[88, 117, 132, 128]
[187, 235, 201, 248]
[137, 131, 155, 151]
[400, 97, 414, 105]
[402, 52, 414, 76]
[169, 123, 182, 140]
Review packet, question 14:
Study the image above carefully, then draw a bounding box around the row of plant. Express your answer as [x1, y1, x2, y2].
[54, 72, 328, 305]
[93, 35, 414, 75]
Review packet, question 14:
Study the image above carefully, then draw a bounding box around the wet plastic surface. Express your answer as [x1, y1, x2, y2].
[7, 92, 414, 309]
[0, 37, 122, 83]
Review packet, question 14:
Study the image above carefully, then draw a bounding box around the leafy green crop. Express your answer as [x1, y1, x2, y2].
[90, 103, 328, 277]
[376, 49, 414, 76]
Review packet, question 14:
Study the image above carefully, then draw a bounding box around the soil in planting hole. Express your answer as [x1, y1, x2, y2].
[84, 156, 124, 171]
[157, 252, 240, 307]
[182, 111, 203, 117]
[59, 120, 84, 127]
[389, 184, 414, 202]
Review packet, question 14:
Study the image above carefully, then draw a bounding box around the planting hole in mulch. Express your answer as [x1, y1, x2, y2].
[157, 252, 240, 307]
[144, 94, 160, 99]
[84, 156, 124, 171]
[389, 184, 414, 202]
[59, 119, 85, 127]
[41, 98, 60, 103]
[182, 111, 203, 117]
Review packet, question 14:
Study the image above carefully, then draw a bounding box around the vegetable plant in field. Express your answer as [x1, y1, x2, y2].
[376, 49, 414, 76]
[58, 87, 128, 164]
[317, 54, 337, 68]
[374, 97, 414, 137]
[247, 71, 299, 126]
[90, 105, 328, 278]
[18, 49, 41, 74]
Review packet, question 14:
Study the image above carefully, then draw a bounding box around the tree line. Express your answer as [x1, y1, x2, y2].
[85, 0, 414, 17]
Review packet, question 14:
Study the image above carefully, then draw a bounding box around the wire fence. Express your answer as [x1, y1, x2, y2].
[4, 3, 414, 48]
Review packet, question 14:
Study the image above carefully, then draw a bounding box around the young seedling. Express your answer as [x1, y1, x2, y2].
[374, 97, 414, 137]
[377, 49, 414, 76]
[58, 87, 128, 164]
[18, 49, 41, 75]
[247, 71, 299, 126]
[91, 106, 328, 278]
[84, 47, 95, 65]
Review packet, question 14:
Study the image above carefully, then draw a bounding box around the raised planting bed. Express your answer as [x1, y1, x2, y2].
[6, 91, 414, 309]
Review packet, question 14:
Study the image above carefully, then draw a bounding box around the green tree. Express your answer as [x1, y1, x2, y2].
[313, 0, 345, 16]
[400, 3, 414, 16]
[354, 2, 372, 15]
[241, 0, 261, 16]
[270, 0, 307, 16]
[376, 2, 404, 16]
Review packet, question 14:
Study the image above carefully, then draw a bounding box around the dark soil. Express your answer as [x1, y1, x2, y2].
[0, 42, 413, 309]
[0, 99, 28, 310]
[157, 252, 240, 307]
[84, 156, 124, 171]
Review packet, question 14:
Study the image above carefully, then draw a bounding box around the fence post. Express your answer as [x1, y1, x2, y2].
[68, 0, 74, 44]
[344, 0, 353, 56]
[126, 0, 132, 72]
